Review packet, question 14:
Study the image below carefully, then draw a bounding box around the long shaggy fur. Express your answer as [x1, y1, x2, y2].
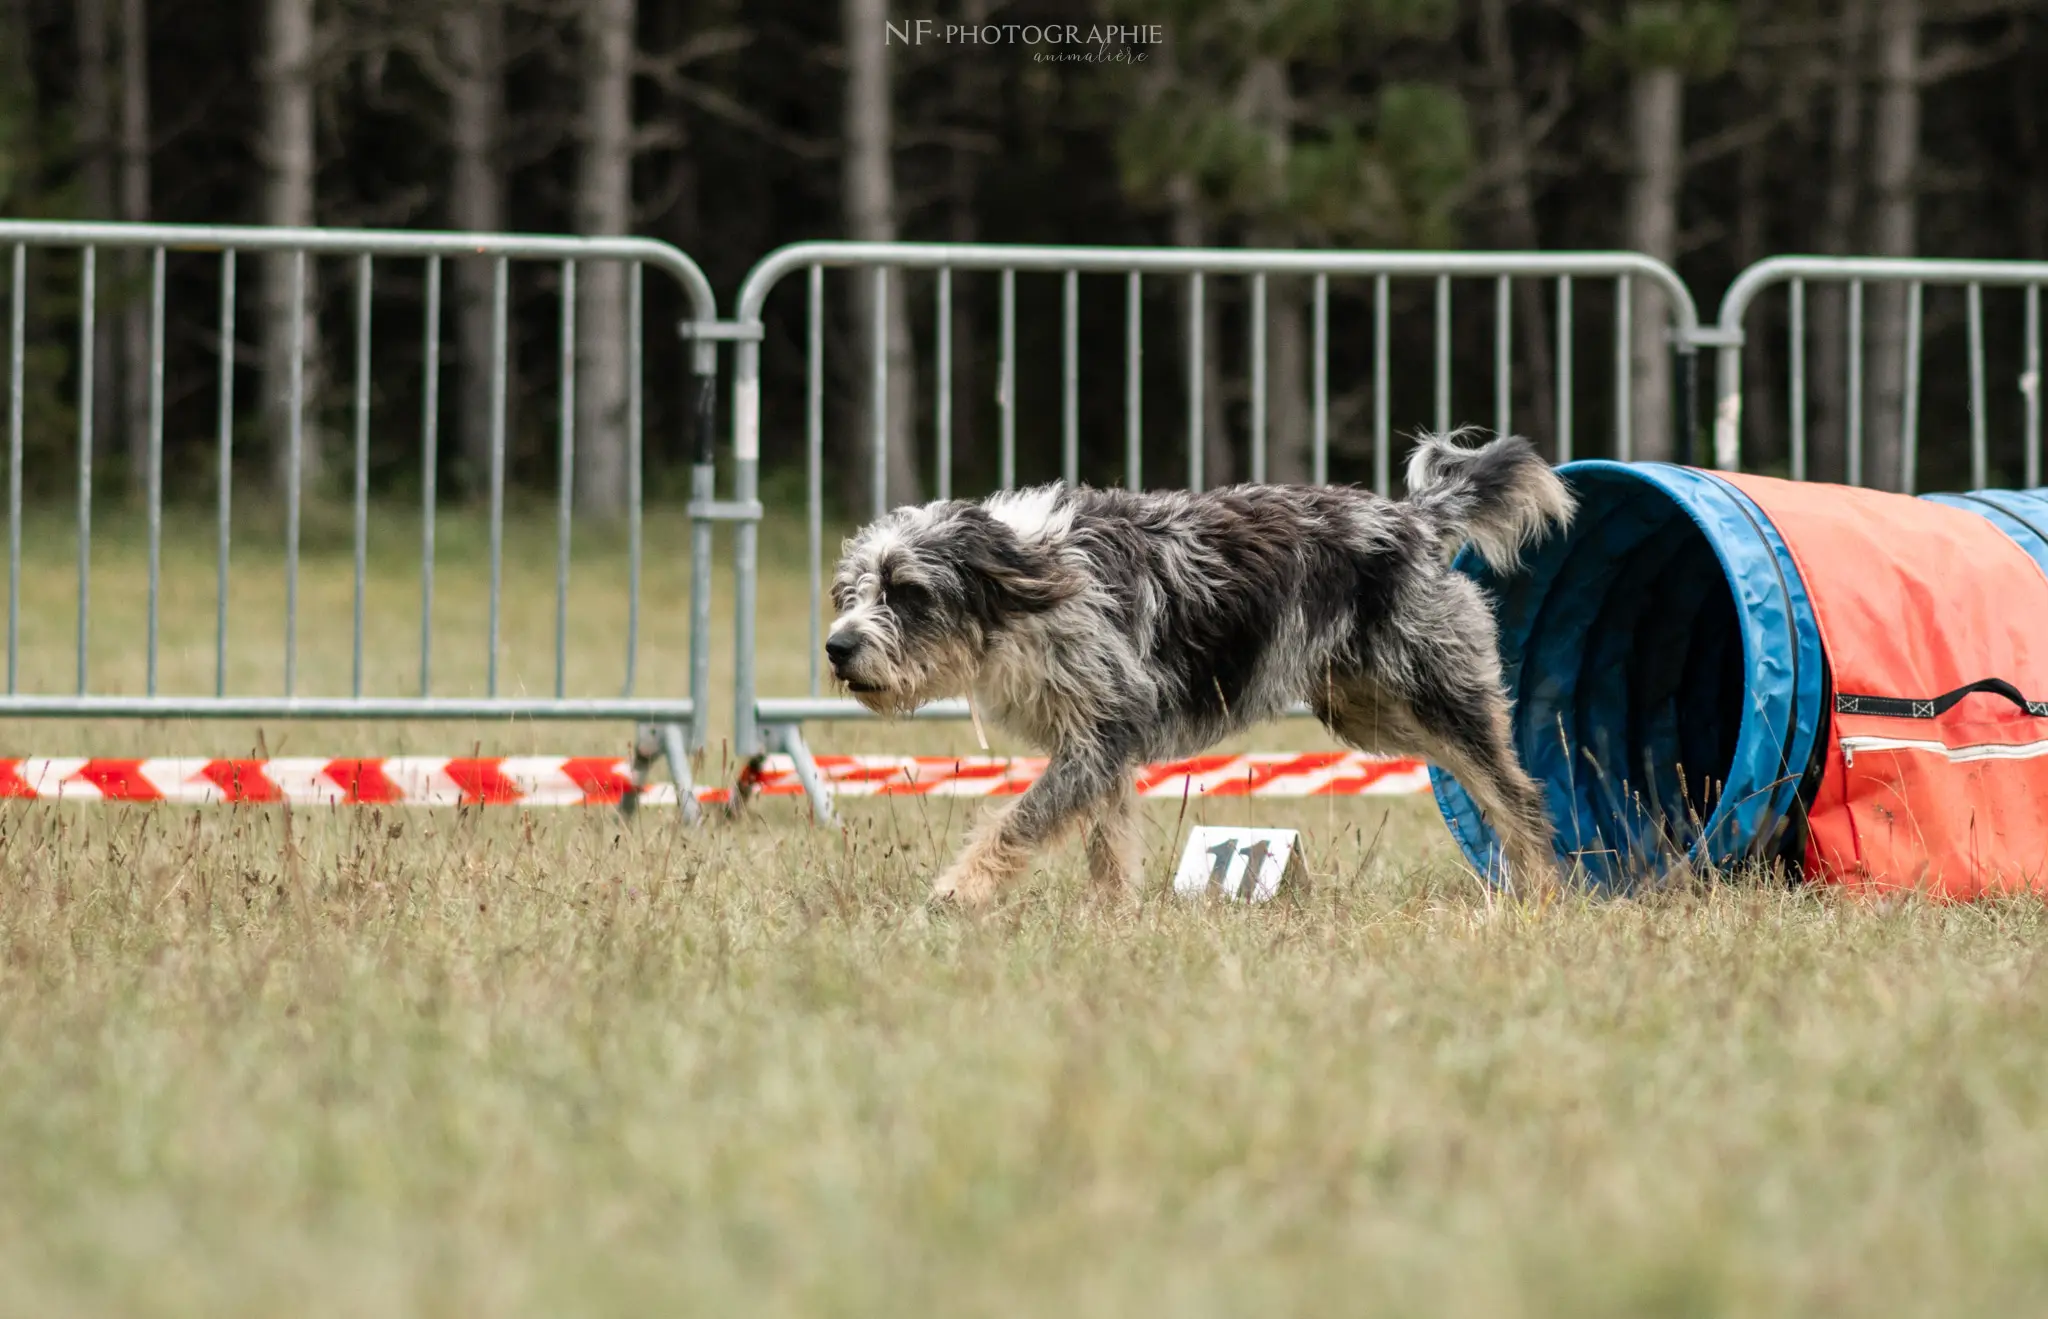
[826, 429, 1575, 905]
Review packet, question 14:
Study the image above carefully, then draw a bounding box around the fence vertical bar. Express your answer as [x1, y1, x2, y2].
[1494, 274, 1511, 443]
[1313, 273, 1329, 486]
[350, 254, 371, 697]
[556, 259, 576, 700]
[1434, 274, 1451, 437]
[1000, 268, 1016, 490]
[808, 264, 824, 697]
[688, 300, 718, 759]
[1788, 279, 1806, 481]
[285, 250, 304, 696]
[146, 247, 165, 696]
[2027, 284, 2041, 490]
[1967, 281, 1986, 491]
[1555, 275, 1573, 464]
[420, 255, 440, 696]
[76, 248, 94, 695]
[870, 265, 888, 518]
[1188, 272, 1203, 492]
[1615, 274, 1632, 462]
[7, 245, 21, 693]
[1901, 281, 1923, 493]
[487, 255, 507, 697]
[1374, 274, 1390, 496]
[1846, 279, 1864, 487]
[1125, 271, 1142, 491]
[624, 264, 642, 697]
[1250, 273, 1267, 484]
[935, 266, 951, 501]
[1062, 268, 1079, 485]
[216, 251, 237, 696]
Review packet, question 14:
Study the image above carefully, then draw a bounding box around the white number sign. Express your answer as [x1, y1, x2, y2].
[1171, 826, 1305, 904]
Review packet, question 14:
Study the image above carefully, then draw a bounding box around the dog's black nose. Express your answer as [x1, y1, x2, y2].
[825, 631, 861, 667]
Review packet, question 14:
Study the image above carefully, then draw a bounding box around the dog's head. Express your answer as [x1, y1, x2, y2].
[826, 497, 1077, 715]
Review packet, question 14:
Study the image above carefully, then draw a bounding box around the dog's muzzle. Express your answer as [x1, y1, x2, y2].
[825, 629, 880, 693]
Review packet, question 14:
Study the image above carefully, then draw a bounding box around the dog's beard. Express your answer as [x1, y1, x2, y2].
[839, 638, 977, 718]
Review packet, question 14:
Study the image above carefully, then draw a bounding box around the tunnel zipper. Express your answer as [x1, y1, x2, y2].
[1841, 735, 2048, 768]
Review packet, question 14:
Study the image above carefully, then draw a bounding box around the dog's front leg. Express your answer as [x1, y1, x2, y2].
[931, 751, 1123, 907]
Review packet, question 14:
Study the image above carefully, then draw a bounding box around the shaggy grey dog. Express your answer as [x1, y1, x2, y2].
[826, 429, 1575, 905]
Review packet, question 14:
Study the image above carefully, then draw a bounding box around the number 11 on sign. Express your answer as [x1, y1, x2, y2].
[1175, 826, 1303, 903]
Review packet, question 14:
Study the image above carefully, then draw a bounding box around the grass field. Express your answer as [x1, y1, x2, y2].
[5, 502, 2048, 1316]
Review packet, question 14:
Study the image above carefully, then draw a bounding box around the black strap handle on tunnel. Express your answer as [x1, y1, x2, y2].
[1836, 679, 2048, 719]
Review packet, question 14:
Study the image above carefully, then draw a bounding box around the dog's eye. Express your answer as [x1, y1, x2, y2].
[887, 581, 929, 612]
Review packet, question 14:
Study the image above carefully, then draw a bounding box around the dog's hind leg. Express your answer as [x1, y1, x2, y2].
[1321, 671, 1561, 899]
[1084, 775, 1142, 900]
[932, 749, 1129, 907]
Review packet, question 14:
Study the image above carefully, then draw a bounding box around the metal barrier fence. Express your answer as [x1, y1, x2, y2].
[1712, 257, 2046, 492]
[728, 241, 1703, 820]
[0, 220, 736, 818]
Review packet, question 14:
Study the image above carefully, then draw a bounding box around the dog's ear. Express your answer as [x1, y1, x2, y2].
[954, 512, 1078, 621]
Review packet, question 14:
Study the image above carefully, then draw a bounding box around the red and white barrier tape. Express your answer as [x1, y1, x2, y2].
[0, 751, 1429, 807]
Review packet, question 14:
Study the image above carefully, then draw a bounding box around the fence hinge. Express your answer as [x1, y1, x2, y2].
[689, 499, 765, 523]
[1677, 326, 1745, 350]
[679, 319, 765, 342]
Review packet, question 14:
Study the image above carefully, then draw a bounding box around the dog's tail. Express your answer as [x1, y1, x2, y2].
[1405, 427, 1575, 572]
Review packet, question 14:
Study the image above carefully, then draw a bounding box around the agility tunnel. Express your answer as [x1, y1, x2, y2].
[1432, 464, 2048, 896]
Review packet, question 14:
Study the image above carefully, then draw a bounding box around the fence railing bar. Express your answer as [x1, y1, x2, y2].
[1615, 274, 1632, 463]
[216, 251, 237, 697]
[146, 247, 166, 697]
[351, 253, 372, 698]
[7, 244, 22, 694]
[1902, 281, 1923, 494]
[419, 255, 440, 697]
[1555, 274, 1573, 464]
[555, 258, 576, 701]
[935, 266, 951, 502]
[285, 249, 304, 697]
[2027, 284, 2042, 491]
[1374, 274, 1390, 497]
[1846, 279, 1864, 488]
[1967, 281, 1986, 492]
[487, 255, 507, 698]
[1494, 275, 1510, 444]
[1250, 273, 1267, 485]
[77, 248, 95, 696]
[1188, 272, 1203, 493]
[623, 263, 642, 698]
[1063, 268, 1079, 486]
[1788, 279, 1805, 481]
[1000, 268, 1016, 490]
[870, 265, 888, 519]
[1125, 271, 1142, 491]
[1433, 275, 1451, 438]
[808, 264, 825, 697]
[1313, 273, 1329, 486]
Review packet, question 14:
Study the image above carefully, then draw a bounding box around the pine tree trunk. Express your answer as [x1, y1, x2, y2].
[1865, 0, 1919, 492]
[1810, 0, 1867, 485]
[573, 0, 634, 519]
[1626, 64, 1683, 461]
[1478, 0, 1556, 453]
[842, 0, 919, 511]
[1242, 57, 1311, 485]
[118, 0, 150, 494]
[1170, 176, 1231, 490]
[447, 0, 504, 500]
[943, 0, 990, 493]
[77, 0, 121, 465]
[1735, 112, 1777, 470]
[260, 0, 320, 496]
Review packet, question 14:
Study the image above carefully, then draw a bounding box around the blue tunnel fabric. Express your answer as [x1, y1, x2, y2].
[1921, 491, 2048, 579]
[1431, 462, 1829, 888]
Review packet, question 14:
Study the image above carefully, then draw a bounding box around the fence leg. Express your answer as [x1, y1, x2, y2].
[620, 722, 661, 818]
[778, 723, 836, 826]
[660, 721, 703, 825]
[1672, 344, 1700, 467]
